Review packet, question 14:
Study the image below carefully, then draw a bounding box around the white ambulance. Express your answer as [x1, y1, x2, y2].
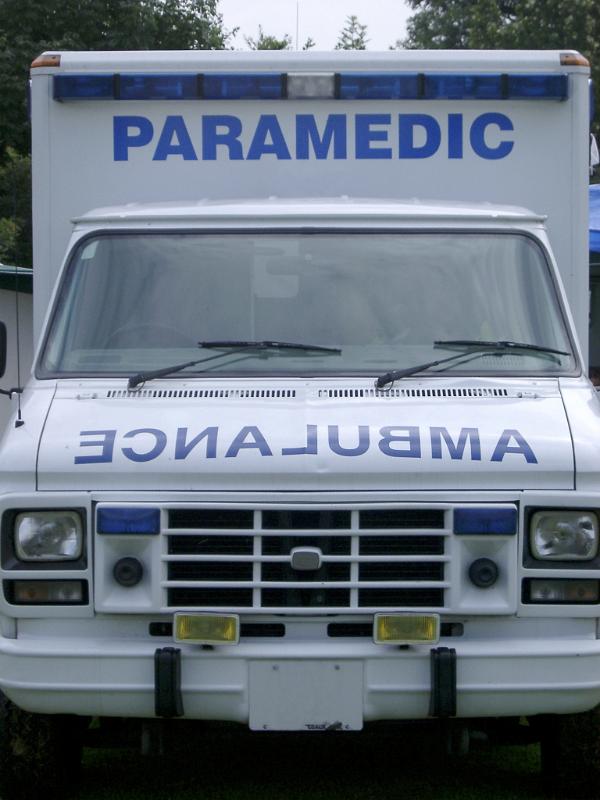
[0, 49, 596, 797]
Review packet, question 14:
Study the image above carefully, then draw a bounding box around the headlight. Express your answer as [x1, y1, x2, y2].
[530, 511, 599, 561]
[14, 511, 83, 561]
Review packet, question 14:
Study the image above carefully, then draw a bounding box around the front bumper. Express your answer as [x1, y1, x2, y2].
[2, 619, 600, 725]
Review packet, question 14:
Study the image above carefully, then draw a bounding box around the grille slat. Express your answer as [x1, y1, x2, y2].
[163, 505, 451, 612]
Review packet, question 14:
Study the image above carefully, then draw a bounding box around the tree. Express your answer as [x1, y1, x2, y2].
[0, 0, 232, 267]
[335, 15, 369, 50]
[245, 25, 292, 50]
[0, 149, 31, 266]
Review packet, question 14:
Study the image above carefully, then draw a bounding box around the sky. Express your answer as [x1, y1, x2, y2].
[218, 0, 412, 51]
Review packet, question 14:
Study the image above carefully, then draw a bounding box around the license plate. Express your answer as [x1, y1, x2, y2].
[249, 660, 363, 731]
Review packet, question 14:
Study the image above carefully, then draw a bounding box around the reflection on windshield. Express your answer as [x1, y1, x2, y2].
[39, 231, 574, 378]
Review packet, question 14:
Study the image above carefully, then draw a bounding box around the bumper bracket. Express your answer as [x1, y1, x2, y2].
[430, 646, 457, 718]
[154, 647, 183, 718]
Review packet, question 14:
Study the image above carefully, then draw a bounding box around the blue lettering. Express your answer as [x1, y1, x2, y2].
[175, 427, 218, 460]
[491, 429, 537, 463]
[282, 424, 318, 455]
[430, 427, 481, 460]
[153, 116, 197, 161]
[296, 115, 347, 159]
[355, 114, 392, 159]
[399, 114, 441, 159]
[470, 113, 514, 160]
[202, 115, 244, 160]
[328, 425, 370, 457]
[121, 428, 167, 462]
[225, 426, 273, 457]
[75, 430, 116, 464]
[378, 426, 421, 458]
[113, 116, 153, 161]
[247, 115, 291, 160]
[448, 113, 463, 159]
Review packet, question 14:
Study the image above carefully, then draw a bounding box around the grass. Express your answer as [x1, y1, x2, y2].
[77, 726, 546, 800]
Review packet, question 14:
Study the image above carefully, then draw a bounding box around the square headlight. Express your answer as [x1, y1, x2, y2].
[15, 511, 83, 561]
[530, 511, 599, 561]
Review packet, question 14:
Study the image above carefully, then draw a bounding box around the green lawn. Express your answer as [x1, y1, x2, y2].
[78, 728, 545, 800]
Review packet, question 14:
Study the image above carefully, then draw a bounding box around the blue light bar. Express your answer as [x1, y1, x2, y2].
[52, 71, 568, 102]
[507, 73, 568, 100]
[424, 73, 568, 100]
[119, 73, 199, 100]
[97, 507, 160, 535]
[54, 74, 114, 100]
[454, 507, 517, 535]
[425, 74, 503, 100]
[203, 73, 284, 100]
[338, 73, 420, 100]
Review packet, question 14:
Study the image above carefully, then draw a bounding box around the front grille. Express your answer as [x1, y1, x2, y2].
[163, 506, 450, 612]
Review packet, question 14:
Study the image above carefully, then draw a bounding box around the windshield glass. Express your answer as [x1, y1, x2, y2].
[38, 231, 575, 378]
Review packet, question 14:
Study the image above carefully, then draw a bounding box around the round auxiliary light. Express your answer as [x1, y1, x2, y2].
[468, 558, 499, 589]
[113, 557, 144, 588]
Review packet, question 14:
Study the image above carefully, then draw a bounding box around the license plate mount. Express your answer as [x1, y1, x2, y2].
[249, 660, 363, 731]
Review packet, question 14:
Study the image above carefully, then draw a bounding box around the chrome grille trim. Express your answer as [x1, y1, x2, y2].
[161, 505, 451, 613]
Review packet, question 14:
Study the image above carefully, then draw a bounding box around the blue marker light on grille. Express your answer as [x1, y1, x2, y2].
[97, 507, 160, 535]
[454, 507, 517, 535]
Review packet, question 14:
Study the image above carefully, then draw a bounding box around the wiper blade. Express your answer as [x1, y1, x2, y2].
[434, 339, 570, 357]
[198, 339, 341, 353]
[375, 339, 570, 390]
[128, 340, 341, 389]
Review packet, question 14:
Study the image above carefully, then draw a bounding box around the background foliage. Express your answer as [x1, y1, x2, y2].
[0, 0, 230, 266]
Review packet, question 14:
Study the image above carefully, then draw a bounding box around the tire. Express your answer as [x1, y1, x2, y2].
[0, 693, 84, 800]
[538, 708, 600, 799]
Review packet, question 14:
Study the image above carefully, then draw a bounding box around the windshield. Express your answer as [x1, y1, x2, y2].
[38, 231, 575, 379]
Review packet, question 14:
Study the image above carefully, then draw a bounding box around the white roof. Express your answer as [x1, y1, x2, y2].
[74, 197, 545, 227]
[35, 49, 585, 74]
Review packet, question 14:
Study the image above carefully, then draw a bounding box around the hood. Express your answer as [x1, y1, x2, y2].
[36, 379, 573, 492]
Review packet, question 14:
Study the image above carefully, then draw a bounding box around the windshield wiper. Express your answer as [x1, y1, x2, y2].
[198, 340, 341, 353]
[434, 339, 570, 356]
[375, 340, 570, 390]
[128, 340, 341, 389]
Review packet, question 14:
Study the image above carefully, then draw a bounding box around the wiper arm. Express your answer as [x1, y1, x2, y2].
[128, 340, 341, 389]
[434, 339, 570, 357]
[128, 350, 247, 390]
[198, 339, 341, 353]
[375, 350, 490, 389]
[375, 339, 570, 390]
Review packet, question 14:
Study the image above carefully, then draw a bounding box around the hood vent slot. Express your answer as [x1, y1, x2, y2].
[319, 387, 509, 399]
[106, 388, 297, 400]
